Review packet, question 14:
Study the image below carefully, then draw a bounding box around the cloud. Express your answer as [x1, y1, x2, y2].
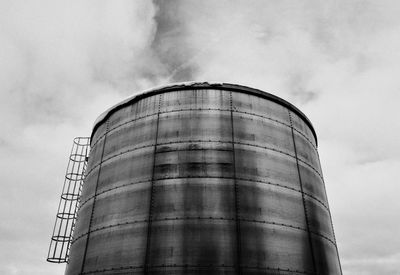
[0, 0, 163, 126]
[1, 1, 399, 274]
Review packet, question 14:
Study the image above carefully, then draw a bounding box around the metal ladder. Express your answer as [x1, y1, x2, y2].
[47, 137, 90, 263]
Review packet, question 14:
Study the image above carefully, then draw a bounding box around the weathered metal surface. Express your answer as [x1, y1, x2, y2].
[66, 83, 341, 275]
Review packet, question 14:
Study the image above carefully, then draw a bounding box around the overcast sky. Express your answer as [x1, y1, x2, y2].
[1, 1, 399, 274]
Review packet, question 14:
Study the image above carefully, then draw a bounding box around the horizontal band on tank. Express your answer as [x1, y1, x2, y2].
[91, 82, 317, 145]
[71, 216, 336, 247]
[84, 140, 322, 181]
[78, 175, 329, 213]
[84, 143, 154, 177]
[90, 112, 158, 148]
[90, 107, 317, 152]
[234, 109, 317, 151]
[156, 141, 322, 180]
[81, 265, 314, 275]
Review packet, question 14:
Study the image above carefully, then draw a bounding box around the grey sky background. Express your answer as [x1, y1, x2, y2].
[0, 1, 399, 274]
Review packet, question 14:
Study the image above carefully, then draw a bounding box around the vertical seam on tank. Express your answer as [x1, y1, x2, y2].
[288, 111, 318, 275]
[144, 94, 162, 274]
[229, 91, 242, 275]
[315, 151, 343, 275]
[79, 119, 110, 275]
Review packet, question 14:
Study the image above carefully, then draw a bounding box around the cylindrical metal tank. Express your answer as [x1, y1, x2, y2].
[66, 82, 342, 275]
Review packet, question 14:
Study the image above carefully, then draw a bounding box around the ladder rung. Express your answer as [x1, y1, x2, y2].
[47, 137, 90, 263]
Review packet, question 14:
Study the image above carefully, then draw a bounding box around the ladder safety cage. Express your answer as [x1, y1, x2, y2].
[47, 137, 90, 263]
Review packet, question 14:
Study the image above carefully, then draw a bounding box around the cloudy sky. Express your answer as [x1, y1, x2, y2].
[1, 1, 399, 274]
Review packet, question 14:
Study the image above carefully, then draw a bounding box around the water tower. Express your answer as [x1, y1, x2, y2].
[48, 82, 342, 274]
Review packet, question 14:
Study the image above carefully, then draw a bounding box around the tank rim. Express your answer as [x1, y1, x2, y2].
[91, 82, 317, 145]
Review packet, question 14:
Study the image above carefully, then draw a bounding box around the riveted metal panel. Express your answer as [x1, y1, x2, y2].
[153, 151, 231, 180]
[107, 95, 159, 128]
[79, 165, 99, 205]
[305, 196, 335, 241]
[236, 180, 307, 229]
[151, 178, 236, 220]
[232, 113, 295, 156]
[234, 144, 301, 191]
[96, 147, 154, 193]
[102, 115, 158, 159]
[312, 235, 342, 275]
[160, 89, 231, 112]
[146, 266, 236, 275]
[66, 84, 341, 275]
[292, 130, 321, 173]
[231, 92, 291, 126]
[147, 219, 237, 268]
[157, 110, 232, 144]
[82, 223, 147, 273]
[65, 236, 86, 274]
[239, 222, 314, 273]
[298, 162, 328, 205]
[289, 111, 317, 148]
[86, 136, 106, 172]
[91, 123, 108, 148]
[72, 199, 92, 240]
[90, 182, 151, 229]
